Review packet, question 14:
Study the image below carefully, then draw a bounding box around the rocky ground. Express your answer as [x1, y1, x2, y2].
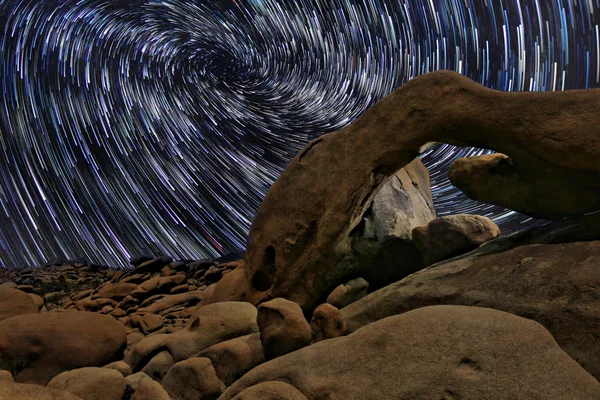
[1, 71, 600, 399]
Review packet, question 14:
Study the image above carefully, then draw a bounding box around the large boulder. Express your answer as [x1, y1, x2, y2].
[125, 302, 258, 371]
[196, 333, 264, 386]
[230, 381, 308, 400]
[130, 378, 171, 400]
[341, 240, 600, 379]
[0, 287, 39, 322]
[219, 306, 600, 399]
[162, 357, 224, 400]
[411, 214, 500, 265]
[449, 152, 600, 220]
[0, 382, 82, 400]
[241, 70, 600, 312]
[257, 298, 311, 361]
[0, 311, 126, 385]
[47, 367, 126, 400]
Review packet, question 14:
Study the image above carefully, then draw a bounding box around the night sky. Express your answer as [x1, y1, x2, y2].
[0, 0, 598, 268]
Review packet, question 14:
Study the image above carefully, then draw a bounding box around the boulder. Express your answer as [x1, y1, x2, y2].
[47, 367, 126, 400]
[0, 311, 126, 385]
[411, 214, 500, 265]
[257, 298, 311, 360]
[124, 372, 152, 392]
[162, 357, 224, 400]
[449, 152, 600, 220]
[141, 351, 174, 381]
[310, 304, 347, 343]
[28, 293, 44, 310]
[133, 256, 173, 274]
[130, 378, 171, 400]
[220, 306, 600, 399]
[125, 302, 258, 371]
[102, 360, 132, 377]
[230, 381, 308, 400]
[0, 369, 13, 382]
[130, 313, 163, 334]
[199, 262, 247, 306]
[241, 70, 600, 312]
[341, 240, 600, 379]
[326, 278, 369, 309]
[91, 283, 137, 300]
[0, 382, 82, 400]
[196, 333, 264, 386]
[136, 291, 204, 314]
[0, 287, 39, 321]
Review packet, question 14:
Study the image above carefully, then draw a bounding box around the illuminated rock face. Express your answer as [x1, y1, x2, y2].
[243, 70, 600, 312]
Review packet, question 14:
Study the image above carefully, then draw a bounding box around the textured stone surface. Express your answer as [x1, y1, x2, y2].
[257, 298, 312, 361]
[0, 287, 39, 322]
[241, 70, 600, 312]
[0, 311, 126, 385]
[162, 357, 224, 400]
[310, 303, 347, 343]
[341, 240, 600, 380]
[412, 214, 500, 265]
[220, 306, 600, 400]
[47, 367, 126, 400]
[125, 302, 258, 371]
[0, 382, 82, 400]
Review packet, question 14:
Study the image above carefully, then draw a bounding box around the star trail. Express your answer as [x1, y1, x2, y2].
[0, 0, 598, 268]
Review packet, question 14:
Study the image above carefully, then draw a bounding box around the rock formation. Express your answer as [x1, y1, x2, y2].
[220, 306, 600, 399]
[242, 70, 600, 312]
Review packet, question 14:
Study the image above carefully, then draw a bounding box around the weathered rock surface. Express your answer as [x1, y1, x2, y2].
[341, 240, 600, 379]
[0, 287, 39, 321]
[257, 298, 311, 361]
[0, 369, 13, 382]
[162, 357, 225, 400]
[125, 302, 258, 371]
[449, 152, 600, 220]
[242, 70, 600, 312]
[196, 333, 264, 386]
[141, 351, 174, 381]
[130, 378, 171, 400]
[412, 214, 500, 265]
[326, 278, 369, 309]
[220, 306, 600, 400]
[310, 303, 347, 343]
[47, 367, 126, 400]
[229, 381, 308, 400]
[0, 382, 82, 400]
[0, 311, 126, 385]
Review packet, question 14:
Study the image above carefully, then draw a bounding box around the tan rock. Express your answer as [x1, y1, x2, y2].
[257, 298, 311, 361]
[125, 302, 258, 371]
[310, 304, 347, 343]
[103, 360, 132, 377]
[412, 214, 501, 265]
[196, 333, 264, 386]
[141, 351, 174, 381]
[0, 382, 82, 400]
[162, 357, 224, 400]
[199, 262, 247, 307]
[124, 372, 151, 392]
[0, 287, 39, 322]
[220, 306, 600, 400]
[91, 283, 137, 300]
[449, 152, 600, 220]
[0, 369, 13, 382]
[230, 381, 308, 400]
[326, 278, 369, 309]
[130, 313, 163, 334]
[47, 367, 126, 400]
[241, 70, 600, 312]
[341, 240, 600, 380]
[28, 293, 44, 310]
[0, 311, 126, 385]
[130, 378, 170, 400]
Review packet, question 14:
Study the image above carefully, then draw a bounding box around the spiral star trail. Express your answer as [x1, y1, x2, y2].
[0, 0, 598, 268]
